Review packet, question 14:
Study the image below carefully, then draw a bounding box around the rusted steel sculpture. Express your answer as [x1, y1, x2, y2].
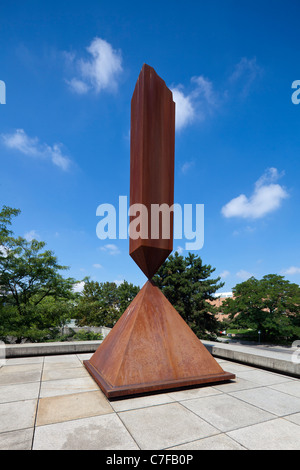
[84, 64, 235, 398]
[129, 64, 175, 279]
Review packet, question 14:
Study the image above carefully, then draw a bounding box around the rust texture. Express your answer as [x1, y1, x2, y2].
[84, 281, 235, 398]
[129, 63, 175, 279]
[84, 64, 235, 398]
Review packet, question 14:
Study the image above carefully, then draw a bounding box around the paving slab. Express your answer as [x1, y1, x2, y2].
[217, 362, 255, 373]
[236, 369, 293, 386]
[0, 351, 299, 450]
[230, 387, 300, 416]
[42, 365, 90, 381]
[43, 360, 82, 371]
[0, 363, 42, 385]
[284, 412, 300, 426]
[43, 354, 82, 365]
[33, 414, 139, 450]
[212, 377, 261, 393]
[118, 402, 219, 450]
[182, 393, 274, 432]
[0, 428, 34, 450]
[168, 433, 246, 450]
[166, 385, 222, 402]
[77, 353, 93, 361]
[0, 382, 40, 404]
[0, 399, 37, 433]
[39, 376, 98, 398]
[110, 392, 175, 412]
[269, 380, 300, 398]
[36, 390, 114, 426]
[227, 418, 300, 450]
[5, 356, 44, 366]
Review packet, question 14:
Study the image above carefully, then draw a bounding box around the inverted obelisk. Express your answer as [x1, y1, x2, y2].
[129, 64, 175, 279]
[84, 64, 235, 398]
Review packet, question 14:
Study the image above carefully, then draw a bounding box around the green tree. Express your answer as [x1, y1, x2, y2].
[75, 279, 140, 328]
[152, 252, 224, 339]
[222, 274, 300, 343]
[116, 280, 140, 314]
[0, 205, 76, 342]
[75, 280, 119, 328]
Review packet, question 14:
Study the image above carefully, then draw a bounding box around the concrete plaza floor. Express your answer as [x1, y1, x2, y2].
[1, 352, 300, 450]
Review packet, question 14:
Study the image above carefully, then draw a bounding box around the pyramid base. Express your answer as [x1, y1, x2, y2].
[84, 281, 235, 399]
[84, 359, 235, 398]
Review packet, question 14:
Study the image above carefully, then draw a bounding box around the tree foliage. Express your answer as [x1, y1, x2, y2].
[0, 206, 76, 342]
[75, 279, 140, 328]
[152, 252, 224, 339]
[221, 274, 300, 343]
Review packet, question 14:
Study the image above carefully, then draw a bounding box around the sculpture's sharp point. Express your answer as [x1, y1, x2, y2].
[130, 245, 172, 279]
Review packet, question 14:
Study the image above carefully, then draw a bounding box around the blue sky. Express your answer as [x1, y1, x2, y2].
[1, 0, 300, 292]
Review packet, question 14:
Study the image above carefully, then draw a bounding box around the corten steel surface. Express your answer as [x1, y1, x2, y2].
[84, 281, 235, 398]
[129, 64, 175, 279]
[84, 64, 235, 398]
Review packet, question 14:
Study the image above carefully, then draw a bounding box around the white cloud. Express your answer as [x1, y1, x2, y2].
[50, 144, 71, 171]
[220, 270, 230, 279]
[181, 161, 195, 174]
[255, 167, 285, 187]
[100, 244, 120, 255]
[1, 129, 71, 171]
[2, 129, 39, 155]
[236, 270, 253, 280]
[229, 57, 262, 98]
[113, 279, 125, 286]
[66, 37, 123, 94]
[0, 245, 9, 257]
[191, 75, 217, 107]
[171, 87, 195, 130]
[232, 226, 256, 236]
[221, 168, 288, 219]
[93, 263, 103, 269]
[24, 230, 40, 242]
[282, 266, 300, 276]
[171, 75, 216, 130]
[73, 281, 85, 293]
[170, 57, 261, 131]
[67, 78, 90, 94]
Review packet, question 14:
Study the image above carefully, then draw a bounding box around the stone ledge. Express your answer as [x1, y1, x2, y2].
[202, 340, 300, 379]
[4, 341, 103, 358]
[3, 339, 300, 379]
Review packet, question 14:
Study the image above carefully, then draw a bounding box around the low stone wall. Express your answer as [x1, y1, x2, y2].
[203, 340, 300, 378]
[3, 337, 299, 378]
[4, 340, 103, 358]
[2, 326, 112, 359]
